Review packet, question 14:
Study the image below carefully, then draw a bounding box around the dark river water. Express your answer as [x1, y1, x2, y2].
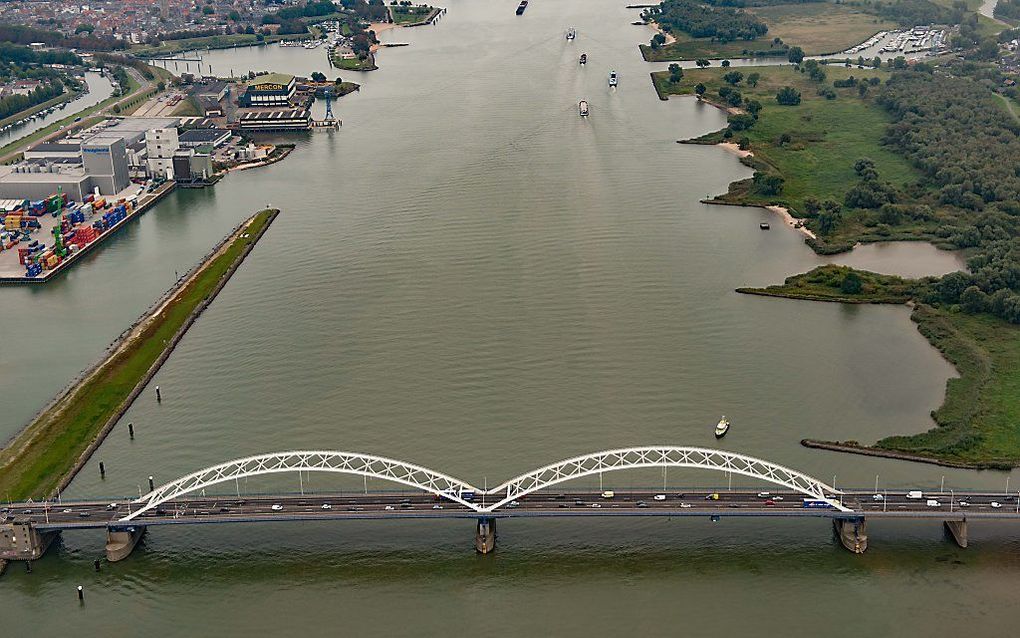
[2, 1, 1015, 634]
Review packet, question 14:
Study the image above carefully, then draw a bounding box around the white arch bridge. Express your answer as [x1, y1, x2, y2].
[122, 446, 848, 522]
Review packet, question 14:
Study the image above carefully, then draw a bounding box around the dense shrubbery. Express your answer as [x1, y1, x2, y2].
[868, 68, 1020, 324]
[866, 0, 955, 27]
[877, 72, 1020, 210]
[993, 0, 1020, 22]
[644, 0, 768, 42]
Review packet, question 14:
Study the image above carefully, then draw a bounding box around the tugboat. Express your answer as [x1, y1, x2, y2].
[566, 27, 576, 40]
[608, 71, 618, 87]
[578, 100, 589, 116]
[516, 0, 528, 15]
[715, 416, 730, 439]
[579, 53, 587, 64]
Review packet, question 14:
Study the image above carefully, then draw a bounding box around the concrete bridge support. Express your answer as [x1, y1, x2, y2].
[475, 517, 496, 554]
[105, 526, 146, 562]
[1, 521, 60, 563]
[944, 519, 968, 548]
[833, 517, 868, 554]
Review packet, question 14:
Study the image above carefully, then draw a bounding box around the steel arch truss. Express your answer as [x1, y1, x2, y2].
[122, 451, 483, 521]
[481, 447, 847, 512]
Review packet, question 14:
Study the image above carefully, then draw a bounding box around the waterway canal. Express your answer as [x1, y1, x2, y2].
[1, 1, 1015, 634]
[0, 72, 115, 149]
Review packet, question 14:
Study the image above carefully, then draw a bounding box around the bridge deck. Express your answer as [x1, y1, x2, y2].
[7, 489, 1020, 531]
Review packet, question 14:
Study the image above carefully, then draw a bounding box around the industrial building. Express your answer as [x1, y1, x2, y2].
[239, 73, 296, 107]
[145, 127, 179, 180]
[237, 109, 311, 131]
[0, 135, 130, 201]
[179, 128, 231, 149]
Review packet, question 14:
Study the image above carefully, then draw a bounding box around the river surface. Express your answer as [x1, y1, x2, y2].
[2, 1, 1015, 634]
[0, 72, 115, 148]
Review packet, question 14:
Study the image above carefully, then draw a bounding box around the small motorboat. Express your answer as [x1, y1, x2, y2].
[566, 27, 576, 40]
[715, 416, 730, 439]
[578, 100, 589, 116]
[516, 0, 528, 15]
[760, 222, 770, 230]
[579, 53, 587, 64]
[608, 71, 618, 87]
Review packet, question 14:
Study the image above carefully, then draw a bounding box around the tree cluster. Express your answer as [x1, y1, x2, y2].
[865, 0, 954, 27]
[644, 0, 768, 43]
[868, 66, 1020, 324]
[0, 80, 63, 120]
[993, 0, 1020, 22]
[0, 23, 127, 51]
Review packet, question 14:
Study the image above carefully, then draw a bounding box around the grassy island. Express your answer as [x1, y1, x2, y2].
[389, 4, 439, 25]
[0, 210, 279, 501]
[655, 48, 1020, 466]
[332, 52, 378, 72]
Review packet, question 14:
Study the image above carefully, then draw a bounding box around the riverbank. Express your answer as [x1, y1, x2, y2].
[737, 267, 1020, 468]
[0, 181, 177, 284]
[131, 33, 308, 58]
[228, 144, 295, 172]
[658, 60, 1020, 468]
[0, 209, 279, 501]
[0, 87, 77, 130]
[654, 64, 922, 252]
[0, 65, 163, 164]
[640, 2, 896, 61]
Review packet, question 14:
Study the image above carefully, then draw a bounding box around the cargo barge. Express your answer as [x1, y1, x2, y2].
[0, 180, 176, 284]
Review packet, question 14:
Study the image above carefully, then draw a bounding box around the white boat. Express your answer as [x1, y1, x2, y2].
[578, 100, 589, 116]
[714, 416, 730, 439]
[566, 28, 576, 40]
[608, 71, 618, 87]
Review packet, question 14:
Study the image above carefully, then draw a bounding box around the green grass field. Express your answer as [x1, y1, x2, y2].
[641, 2, 896, 61]
[0, 210, 277, 501]
[332, 54, 378, 72]
[737, 264, 917, 303]
[753, 3, 894, 54]
[390, 5, 437, 25]
[654, 64, 921, 245]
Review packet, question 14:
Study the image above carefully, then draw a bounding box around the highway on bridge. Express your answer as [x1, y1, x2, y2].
[7, 489, 1020, 531]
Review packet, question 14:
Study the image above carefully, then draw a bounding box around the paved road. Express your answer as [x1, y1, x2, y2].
[6, 489, 1020, 530]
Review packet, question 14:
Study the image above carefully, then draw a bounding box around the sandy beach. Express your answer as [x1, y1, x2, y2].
[370, 22, 400, 35]
[647, 21, 676, 45]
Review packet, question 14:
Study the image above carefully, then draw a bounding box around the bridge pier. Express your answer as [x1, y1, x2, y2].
[475, 517, 496, 554]
[833, 517, 868, 554]
[105, 526, 146, 562]
[944, 519, 968, 548]
[1, 521, 60, 563]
